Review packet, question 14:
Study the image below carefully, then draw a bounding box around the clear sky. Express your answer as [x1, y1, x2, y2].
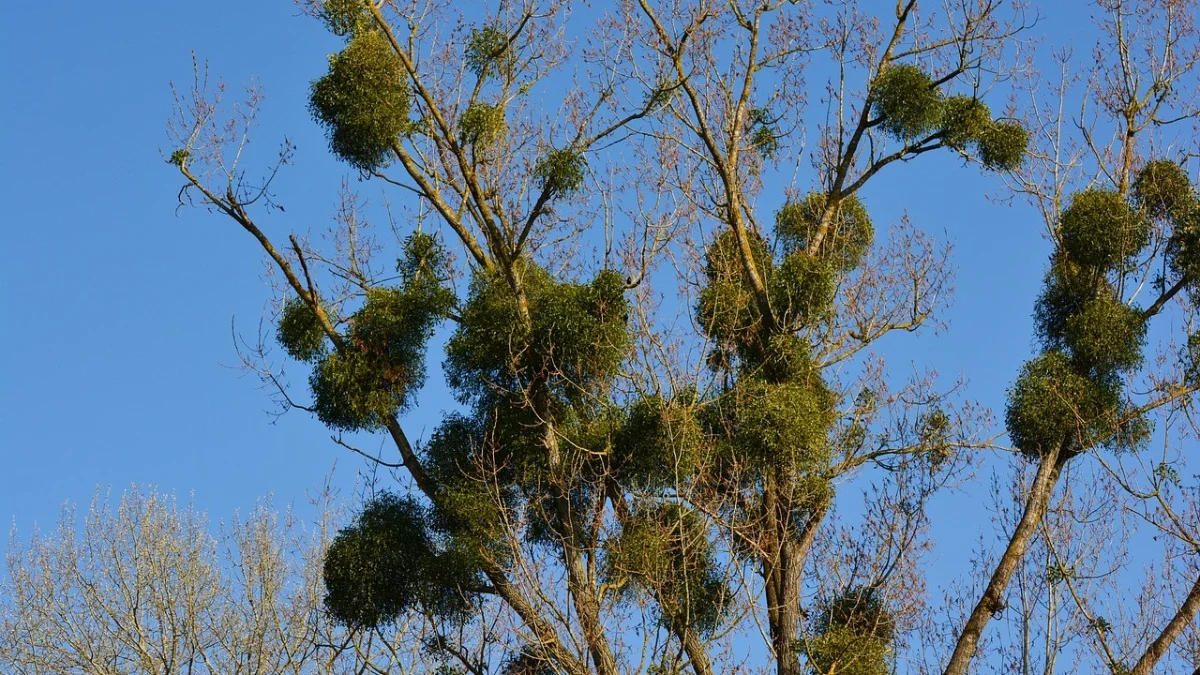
[0, 0, 1092, 600]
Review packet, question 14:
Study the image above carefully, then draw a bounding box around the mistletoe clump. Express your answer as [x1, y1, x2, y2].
[276, 297, 327, 362]
[310, 28, 410, 170]
[1059, 189, 1148, 270]
[534, 148, 587, 199]
[975, 121, 1029, 171]
[613, 394, 706, 488]
[305, 234, 454, 431]
[445, 263, 629, 406]
[465, 24, 515, 78]
[323, 493, 479, 628]
[940, 96, 992, 151]
[605, 504, 728, 635]
[459, 103, 506, 147]
[1133, 159, 1194, 220]
[872, 64, 943, 140]
[775, 192, 874, 271]
[803, 588, 896, 675]
[318, 0, 366, 36]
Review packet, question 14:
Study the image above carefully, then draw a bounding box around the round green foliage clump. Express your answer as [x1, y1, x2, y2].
[605, 504, 727, 635]
[614, 394, 705, 487]
[770, 253, 837, 329]
[696, 229, 774, 361]
[1133, 159, 1194, 221]
[445, 265, 629, 404]
[1060, 292, 1146, 376]
[310, 235, 454, 431]
[748, 107, 780, 159]
[775, 193, 874, 272]
[465, 24, 514, 78]
[1034, 254, 1095, 349]
[940, 95, 992, 151]
[872, 64, 943, 140]
[319, 0, 365, 36]
[458, 103, 505, 147]
[731, 374, 836, 470]
[310, 29, 409, 171]
[421, 414, 513, 543]
[1059, 189, 1148, 270]
[1005, 351, 1118, 458]
[1167, 206, 1200, 281]
[534, 148, 587, 199]
[975, 121, 1029, 171]
[803, 588, 895, 675]
[277, 297, 327, 362]
[323, 493, 476, 628]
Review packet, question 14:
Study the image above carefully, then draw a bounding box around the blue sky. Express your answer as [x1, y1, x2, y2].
[0, 0, 1085, 593]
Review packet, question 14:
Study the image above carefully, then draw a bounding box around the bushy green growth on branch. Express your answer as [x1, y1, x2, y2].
[310, 29, 410, 171]
[1133, 159, 1194, 220]
[975, 122, 1028, 171]
[770, 253, 837, 331]
[613, 394, 705, 488]
[459, 103, 505, 147]
[729, 374, 837, 471]
[872, 64, 943, 140]
[748, 107, 780, 159]
[277, 297, 328, 362]
[534, 148, 587, 198]
[606, 504, 727, 635]
[309, 234, 454, 431]
[323, 493, 478, 628]
[802, 588, 895, 675]
[1059, 189, 1149, 270]
[1005, 351, 1120, 458]
[697, 229, 774, 365]
[465, 25, 514, 78]
[319, 0, 365, 36]
[421, 414, 514, 545]
[775, 193, 874, 271]
[445, 264, 629, 405]
[940, 96, 991, 151]
[1060, 292, 1147, 376]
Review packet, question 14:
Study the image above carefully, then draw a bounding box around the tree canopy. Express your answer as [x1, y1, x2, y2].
[161, 1, 1200, 674]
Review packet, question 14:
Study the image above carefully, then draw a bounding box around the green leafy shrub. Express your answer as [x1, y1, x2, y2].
[872, 64, 943, 140]
[459, 103, 505, 147]
[940, 96, 991, 151]
[323, 493, 477, 627]
[1133, 159, 1193, 220]
[770, 253, 837, 329]
[606, 504, 727, 635]
[696, 229, 774, 365]
[319, 0, 365, 36]
[277, 297, 327, 362]
[730, 374, 836, 471]
[802, 588, 895, 675]
[445, 264, 629, 405]
[775, 193, 874, 271]
[613, 395, 705, 487]
[310, 29, 410, 170]
[1060, 292, 1147, 376]
[465, 25, 514, 78]
[309, 235, 453, 431]
[534, 148, 587, 198]
[1005, 351, 1118, 458]
[976, 121, 1028, 171]
[1059, 189, 1148, 270]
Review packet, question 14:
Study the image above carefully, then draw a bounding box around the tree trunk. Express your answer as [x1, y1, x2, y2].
[942, 450, 1064, 675]
[1129, 571, 1200, 675]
